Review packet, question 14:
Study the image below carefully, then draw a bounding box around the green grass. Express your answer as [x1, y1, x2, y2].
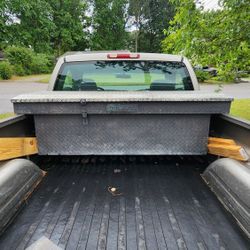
[0, 74, 51, 82]
[230, 99, 250, 121]
[202, 78, 233, 85]
[37, 74, 51, 83]
[11, 74, 50, 81]
[0, 113, 15, 121]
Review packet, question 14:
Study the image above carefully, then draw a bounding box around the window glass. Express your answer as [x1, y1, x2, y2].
[54, 61, 193, 91]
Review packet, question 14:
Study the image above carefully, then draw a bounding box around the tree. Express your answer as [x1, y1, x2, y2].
[162, 0, 200, 57]
[127, 0, 145, 52]
[217, 0, 250, 79]
[0, 1, 9, 49]
[162, 0, 250, 81]
[91, 0, 128, 50]
[1, 0, 89, 55]
[138, 0, 175, 52]
[128, 0, 175, 52]
[2, 0, 55, 53]
[48, 0, 89, 55]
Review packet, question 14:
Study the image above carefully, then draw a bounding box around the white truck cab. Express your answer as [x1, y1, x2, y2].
[48, 52, 199, 91]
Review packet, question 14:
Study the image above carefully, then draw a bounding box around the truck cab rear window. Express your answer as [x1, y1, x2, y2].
[54, 61, 193, 91]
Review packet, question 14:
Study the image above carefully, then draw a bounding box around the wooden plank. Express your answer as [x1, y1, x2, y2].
[208, 143, 249, 161]
[208, 137, 236, 145]
[0, 137, 38, 161]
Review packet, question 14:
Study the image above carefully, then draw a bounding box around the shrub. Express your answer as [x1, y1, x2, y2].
[30, 53, 53, 74]
[4, 46, 33, 75]
[216, 68, 236, 82]
[14, 64, 26, 76]
[237, 72, 249, 78]
[4, 46, 54, 76]
[0, 61, 13, 79]
[195, 70, 210, 82]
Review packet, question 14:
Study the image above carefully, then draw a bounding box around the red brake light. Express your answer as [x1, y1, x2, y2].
[107, 53, 140, 59]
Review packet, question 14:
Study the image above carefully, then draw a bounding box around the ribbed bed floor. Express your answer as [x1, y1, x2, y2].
[0, 156, 248, 250]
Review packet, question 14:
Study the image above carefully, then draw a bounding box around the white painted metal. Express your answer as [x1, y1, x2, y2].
[47, 52, 199, 90]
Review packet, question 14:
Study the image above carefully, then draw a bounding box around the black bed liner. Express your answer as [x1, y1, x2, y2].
[0, 156, 248, 249]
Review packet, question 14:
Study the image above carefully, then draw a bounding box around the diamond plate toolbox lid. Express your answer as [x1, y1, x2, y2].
[12, 91, 233, 103]
[12, 91, 232, 115]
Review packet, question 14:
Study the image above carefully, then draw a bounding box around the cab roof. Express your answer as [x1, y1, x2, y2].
[60, 51, 183, 62]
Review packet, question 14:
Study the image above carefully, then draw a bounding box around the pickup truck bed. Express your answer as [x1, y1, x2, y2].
[0, 156, 248, 250]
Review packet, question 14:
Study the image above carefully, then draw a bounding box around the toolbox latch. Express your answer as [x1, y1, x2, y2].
[82, 112, 88, 125]
[80, 99, 87, 105]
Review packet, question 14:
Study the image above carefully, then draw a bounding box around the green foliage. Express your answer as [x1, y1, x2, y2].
[194, 70, 210, 82]
[1, 0, 176, 55]
[1, 0, 55, 53]
[216, 67, 236, 82]
[0, 61, 13, 79]
[48, 0, 89, 55]
[1, 0, 88, 55]
[0, 1, 9, 48]
[5, 46, 33, 75]
[30, 54, 53, 74]
[91, 0, 128, 50]
[162, 0, 250, 82]
[4, 46, 53, 75]
[162, 0, 199, 57]
[128, 0, 175, 52]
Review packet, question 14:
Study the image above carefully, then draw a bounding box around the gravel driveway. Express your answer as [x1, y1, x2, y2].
[200, 82, 250, 99]
[0, 80, 47, 113]
[0, 79, 250, 113]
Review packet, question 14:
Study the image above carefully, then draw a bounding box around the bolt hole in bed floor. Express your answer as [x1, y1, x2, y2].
[0, 156, 249, 250]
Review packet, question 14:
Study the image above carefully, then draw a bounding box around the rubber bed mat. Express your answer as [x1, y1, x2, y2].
[0, 156, 249, 250]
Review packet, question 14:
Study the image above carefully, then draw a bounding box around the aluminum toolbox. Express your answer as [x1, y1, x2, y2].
[12, 91, 232, 155]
